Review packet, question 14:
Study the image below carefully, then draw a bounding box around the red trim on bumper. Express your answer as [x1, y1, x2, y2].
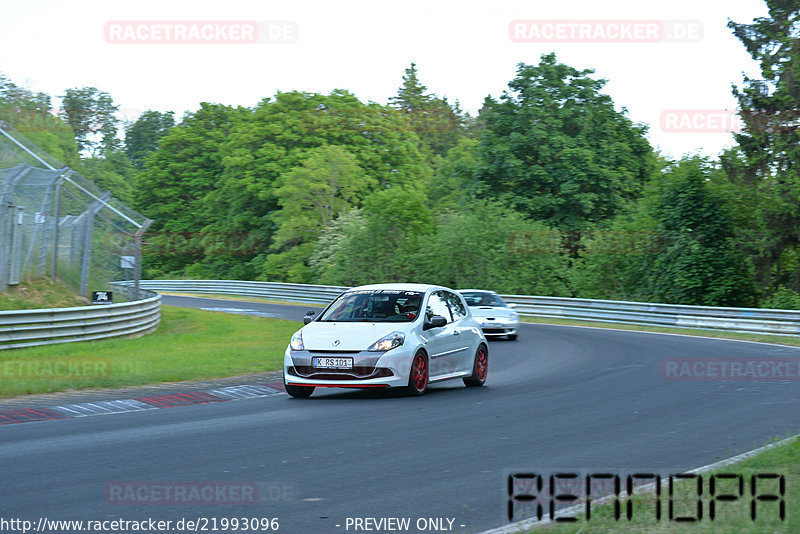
[286, 383, 390, 388]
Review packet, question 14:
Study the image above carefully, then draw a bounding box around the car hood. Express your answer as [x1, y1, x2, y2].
[301, 322, 413, 351]
[469, 306, 515, 319]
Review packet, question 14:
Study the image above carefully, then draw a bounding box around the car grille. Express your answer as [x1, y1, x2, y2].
[289, 366, 393, 381]
[483, 328, 510, 334]
[307, 350, 360, 354]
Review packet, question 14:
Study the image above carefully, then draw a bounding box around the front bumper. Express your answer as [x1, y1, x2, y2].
[477, 318, 519, 337]
[283, 347, 412, 388]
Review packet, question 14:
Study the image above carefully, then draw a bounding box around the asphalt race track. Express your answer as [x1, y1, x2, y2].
[2, 295, 800, 533]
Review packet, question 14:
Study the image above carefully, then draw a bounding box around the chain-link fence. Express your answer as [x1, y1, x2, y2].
[0, 121, 152, 301]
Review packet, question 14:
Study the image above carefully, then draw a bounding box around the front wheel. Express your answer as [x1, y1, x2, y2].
[285, 381, 315, 398]
[406, 351, 429, 396]
[463, 344, 488, 387]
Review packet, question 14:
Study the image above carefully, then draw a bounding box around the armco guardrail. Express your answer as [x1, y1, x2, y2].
[140, 280, 800, 336]
[139, 280, 346, 305]
[0, 291, 161, 350]
[503, 295, 800, 336]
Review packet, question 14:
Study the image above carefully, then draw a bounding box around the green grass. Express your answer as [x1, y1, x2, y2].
[521, 436, 798, 533]
[158, 291, 312, 307]
[521, 316, 800, 348]
[0, 305, 298, 398]
[0, 277, 88, 310]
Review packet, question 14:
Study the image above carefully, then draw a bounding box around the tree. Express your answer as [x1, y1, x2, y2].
[206, 90, 431, 280]
[474, 54, 654, 250]
[578, 158, 757, 306]
[0, 73, 81, 166]
[418, 201, 570, 295]
[80, 149, 136, 204]
[272, 145, 373, 247]
[61, 87, 120, 156]
[426, 137, 480, 210]
[133, 103, 247, 278]
[261, 146, 375, 281]
[727, 1, 800, 294]
[389, 63, 465, 156]
[310, 186, 434, 285]
[389, 62, 430, 112]
[570, 197, 663, 301]
[649, 159, 756, 306]
[124, 110, 175, 168]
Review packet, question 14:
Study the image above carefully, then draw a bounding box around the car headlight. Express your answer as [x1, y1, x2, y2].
[367, 331, 405, 352]
[290, 330, 304, 351]
[510, 311, 519, 321]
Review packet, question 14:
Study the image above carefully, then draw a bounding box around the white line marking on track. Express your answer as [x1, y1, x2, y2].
[206, 385, 281, 399]
[51, 399, 157, 417]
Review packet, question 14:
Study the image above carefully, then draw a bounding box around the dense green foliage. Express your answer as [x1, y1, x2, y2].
[2, 1, 798, 308]
[124, 110, 175, 168]
[474, 54, 654, 249]
[0, 77, 135, 203]
[726, 0, 800, 298]
[573, 159, 756, 306]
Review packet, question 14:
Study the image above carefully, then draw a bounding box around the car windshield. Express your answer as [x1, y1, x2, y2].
[461, 291, 507, 307]
[319, 290, 424, 322]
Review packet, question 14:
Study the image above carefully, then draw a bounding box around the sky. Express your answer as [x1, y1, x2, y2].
[0, 0, 770, 159]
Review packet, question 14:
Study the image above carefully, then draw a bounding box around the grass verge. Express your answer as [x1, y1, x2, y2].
[528, 435, 798, 533]
[521, 316, 800, 348]
[0, 305, 298, 398]
[0, 277, 88, 310]
[158, 292, 314, 307]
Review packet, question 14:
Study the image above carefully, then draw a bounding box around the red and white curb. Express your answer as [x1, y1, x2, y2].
[0, 384, 285, 425]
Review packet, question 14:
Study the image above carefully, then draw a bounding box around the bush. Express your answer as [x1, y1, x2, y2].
[762, 286, 800, 310]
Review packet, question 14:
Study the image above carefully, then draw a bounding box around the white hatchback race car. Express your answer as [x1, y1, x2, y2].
[283, 284, 488, 398]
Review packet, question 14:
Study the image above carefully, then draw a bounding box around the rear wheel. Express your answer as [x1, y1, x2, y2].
[463, 344, 488, 387]
[285, 381, 315, 398]
[406, 351, 428, 396]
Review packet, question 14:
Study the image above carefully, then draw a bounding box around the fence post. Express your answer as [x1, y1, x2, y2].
[78, 192, 110, 298]
[133, 219, 152, 300]
[49, 174, 67, 283]
[8, 206, 24, 285]
[0, 203, 9, 292]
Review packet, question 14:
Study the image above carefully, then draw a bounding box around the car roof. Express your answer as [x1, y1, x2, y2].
[348, 283, 450, 293]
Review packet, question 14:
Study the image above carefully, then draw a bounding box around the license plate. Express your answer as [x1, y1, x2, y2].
[482, 322, 499, 328]
[312, 357, 353, 369]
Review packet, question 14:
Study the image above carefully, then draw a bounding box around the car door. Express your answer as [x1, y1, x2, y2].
[444, 290, 475, 373]
[422, 290, 459, 378]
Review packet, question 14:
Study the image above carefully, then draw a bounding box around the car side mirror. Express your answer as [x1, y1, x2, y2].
[303, 311, 316, 325]
[423, 315, 448, 330]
